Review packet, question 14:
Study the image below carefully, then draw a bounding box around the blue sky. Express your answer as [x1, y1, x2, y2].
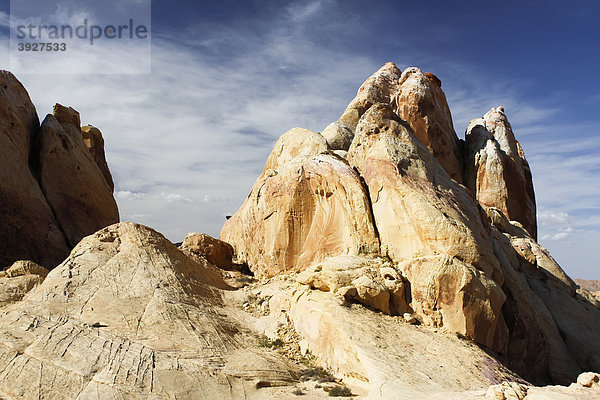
[1, 0, 599, 279]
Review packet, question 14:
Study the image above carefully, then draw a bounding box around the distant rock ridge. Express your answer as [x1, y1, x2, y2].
[0, 71, 119, 269]
[222, 62, 600, 385]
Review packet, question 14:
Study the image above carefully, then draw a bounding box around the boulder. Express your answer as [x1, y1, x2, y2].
[0, 260, 48, 308]
[578, 372, 600, 388]
[485, 381, 528, 400]
[296, 255, 409, 315]
[221, 128, 379, 278]
[465, 107, 537, 239]
[0, 71, 70, 268]
[320, 121, 354, 151]
[35, 104, 119, 247]
[181, 232, 235, 270]
[486, 373, 600, 399]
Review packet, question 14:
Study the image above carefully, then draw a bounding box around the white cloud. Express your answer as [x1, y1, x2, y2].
[539, 210, 570, 226]
[115, 190, 145, 200]
[0, 3, 598, 278]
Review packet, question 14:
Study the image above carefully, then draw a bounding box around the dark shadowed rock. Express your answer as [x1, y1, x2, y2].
[0, 71, 70, 268]
[35, 104, 119, 247]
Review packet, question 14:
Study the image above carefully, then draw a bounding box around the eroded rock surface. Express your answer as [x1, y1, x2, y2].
[0, 223, 305, 399]
[392, 68, 463, 182]
[0, 72, 119, 270]
[81, 124, 115, 192]
[221, 128, 379, 278]
[0, 72, 70, 268]
[35, 104, 119, 247]
[0, 261, 48, 308]
[296, 255, 409, 316]
[465, 107, 537, 239]
[181, 232, 236, 270]
[223, 62, 600, 387]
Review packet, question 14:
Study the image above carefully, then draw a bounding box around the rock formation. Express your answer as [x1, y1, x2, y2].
[0, 260, 48, 308]
[0, 71, 119, 269]
[181, 232, 236, 270]
[36, 104, 119, 247]
[221, 128, 379, 278]
[391, 68, 463, 183]
[2, 65, 600, 399]
[296, 255, 409, 316]
[0, 223, 303, 399]
[223, 62, 600, 386]
[575, 279, 600, 301]
[464, 107, 537, 239]
[0, 72, 70, 268]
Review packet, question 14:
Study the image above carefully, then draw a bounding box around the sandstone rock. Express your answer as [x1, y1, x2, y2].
[574, 279, 600, 292]
[0, 260, 48, 308]
[0, 222, 305, 399]
[321, 121, 354, 151]
[81, 125, 115, 192]
[485, 381, 528, 400]
[261, 127, 328, 174]
[343, 102, 509, 350]
[221, 129, 379, 278]
[0, 71, 70, 268]
[577, 372, 600, 388]
[262, 279, 523, 399]
[465, 107, 537, 239]
[392, 67, 463, 182]
[296, 255, 409, 315]
[329, 63, 463, 183]
[181, 232, 235, 270]
[0, 260, 48, 279]
[403, 313, 418, 324]
[490, 223, 600, 385]
[518, 372, 600, 399]
[574, 280, 600, 303]
[399, 255, 508, 352]
[35, 104, 119, 247]
[337, 62, 402, 133]
[347, 104, 499, 276]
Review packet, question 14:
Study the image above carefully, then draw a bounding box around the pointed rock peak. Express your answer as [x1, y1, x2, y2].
[465, 107, 537, 239]
[476, 106, 519, 158]
[357, 62, 402, 96]
[37, 109, 119, 247]
[393, 66, 463, 183]
[52, 103, 81, 128]
[424, 72, 442, 88]
[397, 67, 441, 88]
[0, 72, 70, 269]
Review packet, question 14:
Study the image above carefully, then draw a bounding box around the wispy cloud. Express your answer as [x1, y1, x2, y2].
[0, 2, 598, 278]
